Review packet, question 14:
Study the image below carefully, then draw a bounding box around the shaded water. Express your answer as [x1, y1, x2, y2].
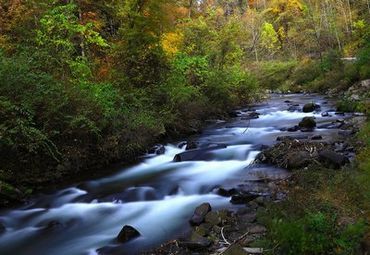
[0, 94, 352, 255]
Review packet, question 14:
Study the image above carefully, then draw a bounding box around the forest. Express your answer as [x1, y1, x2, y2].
[0, 0, 370, 254]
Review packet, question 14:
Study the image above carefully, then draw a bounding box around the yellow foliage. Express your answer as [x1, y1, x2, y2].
[161, 31, 184, 57]
[277, 26, 286, 40]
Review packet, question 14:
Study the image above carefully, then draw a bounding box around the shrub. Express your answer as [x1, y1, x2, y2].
[256, 61, 297, 90]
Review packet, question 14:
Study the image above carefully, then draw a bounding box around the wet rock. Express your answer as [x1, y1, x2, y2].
[335, 112, 345, 115]
[321, 112, 331, 117]
[117, 225, 141, 243]
[303, 103, 320, 113]
[319, 150, 349, 169]
[179, 232, 211, 250]
[242, 111, 260, 120]
[229, 111, 242, 117]
[149, 144, 165, 155]
[230, 193, 259, 205]
[287, 125, 300, 132]
[299, 117, 316, 129]
[217, 187, 238, 197]
[186, 140, 198, 150]
[190, 203, 212, 226]
[311, 135, 323, 140]
[178, 141, 187, 148]
[317, 122, 343, 129]
[174, 145, 227, 162]
[286, 151, 311, 169]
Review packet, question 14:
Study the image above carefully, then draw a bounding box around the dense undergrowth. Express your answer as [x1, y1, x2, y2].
[255, 39, 370, 97]
[254, 119, 370, 255]
[251, 38, 370, 255]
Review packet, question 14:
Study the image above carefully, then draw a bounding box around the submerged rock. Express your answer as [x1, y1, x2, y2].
[190, 203, 212, 226]
[117, 225, 141, 243]
[319, 150, 349, 169]
[303, 103, 320, 113]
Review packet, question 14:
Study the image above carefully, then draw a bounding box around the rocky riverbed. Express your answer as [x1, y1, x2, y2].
[144, 96, 366, 255]
[0, 94, 365, 255]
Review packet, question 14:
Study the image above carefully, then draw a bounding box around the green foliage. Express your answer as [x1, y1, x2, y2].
[260, 22, 280, 57]
[35, 2, 108, 75]
[267, 212, 366, 255]
[256, 61, 297, 90]
[289, 60, 322, 86]
[357, 36, 370, 79]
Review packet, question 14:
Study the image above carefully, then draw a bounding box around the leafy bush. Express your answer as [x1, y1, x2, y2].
[357, 37, 370, 80]
[256, 61, 297, 90]
[289, 59, 322, 86]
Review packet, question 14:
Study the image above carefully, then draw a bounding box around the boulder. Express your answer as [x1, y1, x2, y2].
[299, 117, 316, 129]
[319, 150, 349, 169]
[286, 151, 311, 169]
[117, 225, 141, 243]
[303, 103, 320, 113]
[190, 203, 212, 226]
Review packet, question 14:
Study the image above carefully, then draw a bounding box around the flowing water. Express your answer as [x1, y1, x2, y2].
[0, 94, 352, 255]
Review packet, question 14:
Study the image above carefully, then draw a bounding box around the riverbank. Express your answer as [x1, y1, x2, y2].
[1, 93, 355, 255]
[146, 92, 369, 255]
[0, 91, 263, 208]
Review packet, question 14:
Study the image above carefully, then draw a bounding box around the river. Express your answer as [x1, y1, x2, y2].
[0, 94, 352, 255]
